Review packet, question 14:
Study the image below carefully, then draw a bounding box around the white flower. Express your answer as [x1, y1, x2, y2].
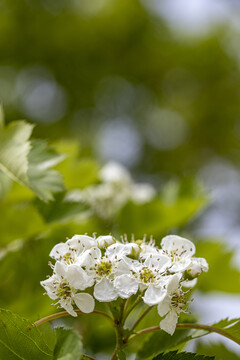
[106, 242, 140, 261]
[79, 246, 118, 302]
[131, 183, 156, 204]
[42, 232, 208, 322]
[41, 262, 95, 316]
[161, 235, 195, 272]
[49, 235, 95, 264]
[96, 235, 116, 249]
[141, 261, 176, 307]
[99, 161, 132, 185]
[185, 257, 209, 278]
[157, 274, 187, 335]
[139, 239, 161, 259]
[123, 254, 172, 306]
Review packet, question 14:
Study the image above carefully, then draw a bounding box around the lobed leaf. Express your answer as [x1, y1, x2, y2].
[0, 116, 65, 201]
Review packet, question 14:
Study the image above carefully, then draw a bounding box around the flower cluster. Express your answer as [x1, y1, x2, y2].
[66, 162, 156, 220]
[41, 234, 208, 335]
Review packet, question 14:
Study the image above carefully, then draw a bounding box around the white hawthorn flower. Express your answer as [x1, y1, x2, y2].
[41, 262, 95, 316]
[99, 161, 132, 185]
[49, 235, 95, 264]
[139, 239, 161, 259]
[140, 255, 173, 306]
[185, 257, 209, 278]
[96, 235, 116, 249]
[161, 235, 195, 273]
[106, 242, 140, 261]
[77, 246, 119, 302]
[157, 273, 187, 335]
[131, 183, 156, 204]
[118, 253, 172, 306]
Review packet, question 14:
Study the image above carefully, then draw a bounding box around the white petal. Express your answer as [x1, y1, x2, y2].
[114, 275, 139, 299]
[60, 298, 77, 317]
[157, 294, 171, 317]
[55, 261, 68, 278]
[160, 310, 178, 335]
[170, 258, 192, 272]
[161, 235, 195, 258]
[50, 243, 69, 260]
[115, 259, 132, 276]
[121, 256, 141, 271]
[66, 265, 94, 290]
[166, 273, 181, 294]
[94, 278, 118, 302]
[77, 247, 101, 268]
[144, 254, 171, 273]
[73, 293, 95, 313]
[67, 235, 95, 254]
[142, 285, 166, 306]
[40, 277, 58, 300]
[97, 235, 115, 248]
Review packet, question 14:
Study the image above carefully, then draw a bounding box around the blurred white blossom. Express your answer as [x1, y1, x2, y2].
[66, 161, 156, 220]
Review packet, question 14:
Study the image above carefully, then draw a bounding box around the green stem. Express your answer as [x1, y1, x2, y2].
[128, 323, 240, 346]
[121, 295, 142, 325]
[110, 300, 126, 360]
[34, 310, 113, 327]
[124, 306, 152, 343]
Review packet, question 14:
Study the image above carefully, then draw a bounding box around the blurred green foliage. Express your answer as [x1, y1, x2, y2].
[0, 0, 240, 358]
[1, 0, 240, 176]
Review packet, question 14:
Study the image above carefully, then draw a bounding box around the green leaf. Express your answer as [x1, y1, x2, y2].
[118, 196, 205, 238]
[33, 192, 89, 224]
[0, 169, 12, 199]
[27, 140, 65, 201]
[54, 141, 99, 190]
[196, 242, 240, 293]
[0, 308, 53, 359]
[211, 318, 240, 344]
[53, 328, 83, 360]
[152, 351, 214, 360]
[0, 118, 65, 201]
[0, 120, 33, 184]
[136, 330, 190, 360]
[0, 201, 46, 247]
[196, 343, 240, 360]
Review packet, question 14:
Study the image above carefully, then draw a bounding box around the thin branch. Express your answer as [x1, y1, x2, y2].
[128, 323, 240, 346]
[82, 354, 96, 360]
[34, 310, 113, 327]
